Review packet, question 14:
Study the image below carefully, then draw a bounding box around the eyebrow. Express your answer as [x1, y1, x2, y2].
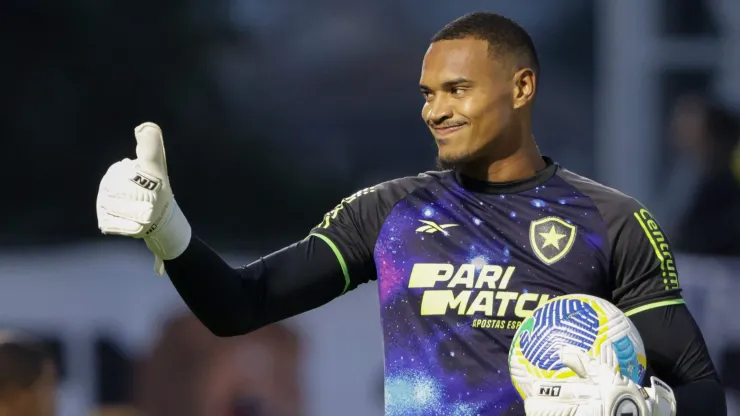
[419, 77, 475, 91]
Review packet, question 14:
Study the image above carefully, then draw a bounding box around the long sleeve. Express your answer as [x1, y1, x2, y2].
[630, 305, 726, 415]
[162, 177, 429, 336]
[164, 235, 359, 336]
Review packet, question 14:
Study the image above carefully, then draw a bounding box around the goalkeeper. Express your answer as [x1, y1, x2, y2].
[96, 12, 725, 416]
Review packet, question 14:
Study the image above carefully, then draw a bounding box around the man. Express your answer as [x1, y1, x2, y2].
[96, 12, 725, 416]
[0, 332, 57, 416]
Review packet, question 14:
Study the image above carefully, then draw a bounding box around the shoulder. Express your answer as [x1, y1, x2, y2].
[320, 171, 445, 222]
[556, 168, 646, 222]
[377, 170, 448, 191]
[360, 170, 448, 202]
[313, 171, 445, 240]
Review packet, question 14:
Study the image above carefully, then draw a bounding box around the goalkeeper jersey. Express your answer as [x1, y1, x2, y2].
[308, 157, 684, 416]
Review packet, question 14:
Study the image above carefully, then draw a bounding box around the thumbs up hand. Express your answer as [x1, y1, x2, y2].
[97, 122, 191, 275]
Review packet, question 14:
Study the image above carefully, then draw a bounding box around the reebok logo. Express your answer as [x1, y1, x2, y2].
[415, 220, 458, 235]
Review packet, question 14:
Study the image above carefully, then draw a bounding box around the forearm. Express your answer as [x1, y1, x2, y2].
[164, 235, 345, 336]
[674, 378, 726, 415]
[629, 304, 726, 415]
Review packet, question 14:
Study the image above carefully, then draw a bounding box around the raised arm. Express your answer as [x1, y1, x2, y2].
[96, 122, 427, 336]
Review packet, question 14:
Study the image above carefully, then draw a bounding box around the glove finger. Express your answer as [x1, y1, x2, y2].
[98, 215, 144, 236]
[99, 159, 160, 202]
[99, 159, 134, 187]
[560, 346, 591, 380]
[97, 197, 154, 224]
[103, 158, 133, 174]
[525, 397, 589, 416]
[562, 346, 625, 388]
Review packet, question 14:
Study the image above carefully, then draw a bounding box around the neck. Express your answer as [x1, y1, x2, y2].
[459, 133, 545, 183]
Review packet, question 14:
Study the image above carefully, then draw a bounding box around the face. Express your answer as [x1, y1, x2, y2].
[419, 38, 536, 168]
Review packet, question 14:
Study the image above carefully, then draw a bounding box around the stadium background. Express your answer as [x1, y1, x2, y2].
[3, 0, 740, 414]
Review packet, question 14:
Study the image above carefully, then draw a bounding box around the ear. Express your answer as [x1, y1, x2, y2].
[512, 68, 536, 109]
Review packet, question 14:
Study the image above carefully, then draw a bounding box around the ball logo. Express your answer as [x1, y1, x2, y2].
[614, 397, 639, 416]
[519, 298, 599, 371]
[613, 336, 646, 385]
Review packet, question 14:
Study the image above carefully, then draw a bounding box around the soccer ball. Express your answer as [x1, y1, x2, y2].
[508, 294, 646, 400]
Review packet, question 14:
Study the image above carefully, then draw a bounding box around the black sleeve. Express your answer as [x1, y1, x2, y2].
[630, 304, 726, 415]
[164, 235, 348, 337]
[557, 170, 724, 412]
[605, 199, 683, 312]
[164, 176, 430, 337]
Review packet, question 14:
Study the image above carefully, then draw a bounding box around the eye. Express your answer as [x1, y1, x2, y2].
[451, 87, 465, 96]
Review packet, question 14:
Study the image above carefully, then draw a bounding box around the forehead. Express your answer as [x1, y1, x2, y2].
[420, 38, 506, 85]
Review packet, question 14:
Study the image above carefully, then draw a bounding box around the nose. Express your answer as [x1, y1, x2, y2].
[424, 97, 453, 125]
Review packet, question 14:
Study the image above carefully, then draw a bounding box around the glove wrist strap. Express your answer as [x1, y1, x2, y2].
[144, 199, 191, 275]
[644, 377, 677, 416]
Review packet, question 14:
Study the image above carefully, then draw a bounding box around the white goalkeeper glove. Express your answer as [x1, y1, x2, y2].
[524, 346, 676, 416]
[96, 122, 191, 275]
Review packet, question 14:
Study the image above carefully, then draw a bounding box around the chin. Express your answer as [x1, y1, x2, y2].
[436, 152, 473, 170]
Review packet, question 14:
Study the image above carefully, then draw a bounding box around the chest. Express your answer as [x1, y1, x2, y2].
[374, 189, 612, 319]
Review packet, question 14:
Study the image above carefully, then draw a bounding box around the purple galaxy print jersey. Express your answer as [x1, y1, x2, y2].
[310, 159, 682, 415]
[375, 173, 610, 415]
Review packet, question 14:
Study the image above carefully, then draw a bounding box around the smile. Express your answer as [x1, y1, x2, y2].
[432, 124, 467, 137]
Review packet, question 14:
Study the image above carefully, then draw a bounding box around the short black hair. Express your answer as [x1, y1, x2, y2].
[431, 12, 540, 76]
[0, 332, 51, 391]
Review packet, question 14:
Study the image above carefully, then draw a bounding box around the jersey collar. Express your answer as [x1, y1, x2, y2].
[454, 157, 559, 194]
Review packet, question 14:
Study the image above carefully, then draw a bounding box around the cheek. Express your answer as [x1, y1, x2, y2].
[462, 91, 507, 117]
[475, 96, 514, 131]
[467, 102, 506, 134]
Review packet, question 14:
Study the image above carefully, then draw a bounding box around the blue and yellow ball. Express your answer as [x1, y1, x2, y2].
[508, 294, 646, 399]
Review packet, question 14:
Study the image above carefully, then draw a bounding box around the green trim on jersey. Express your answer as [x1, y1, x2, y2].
[310, 233, 351, 295]
[624, 299, 685, 317]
